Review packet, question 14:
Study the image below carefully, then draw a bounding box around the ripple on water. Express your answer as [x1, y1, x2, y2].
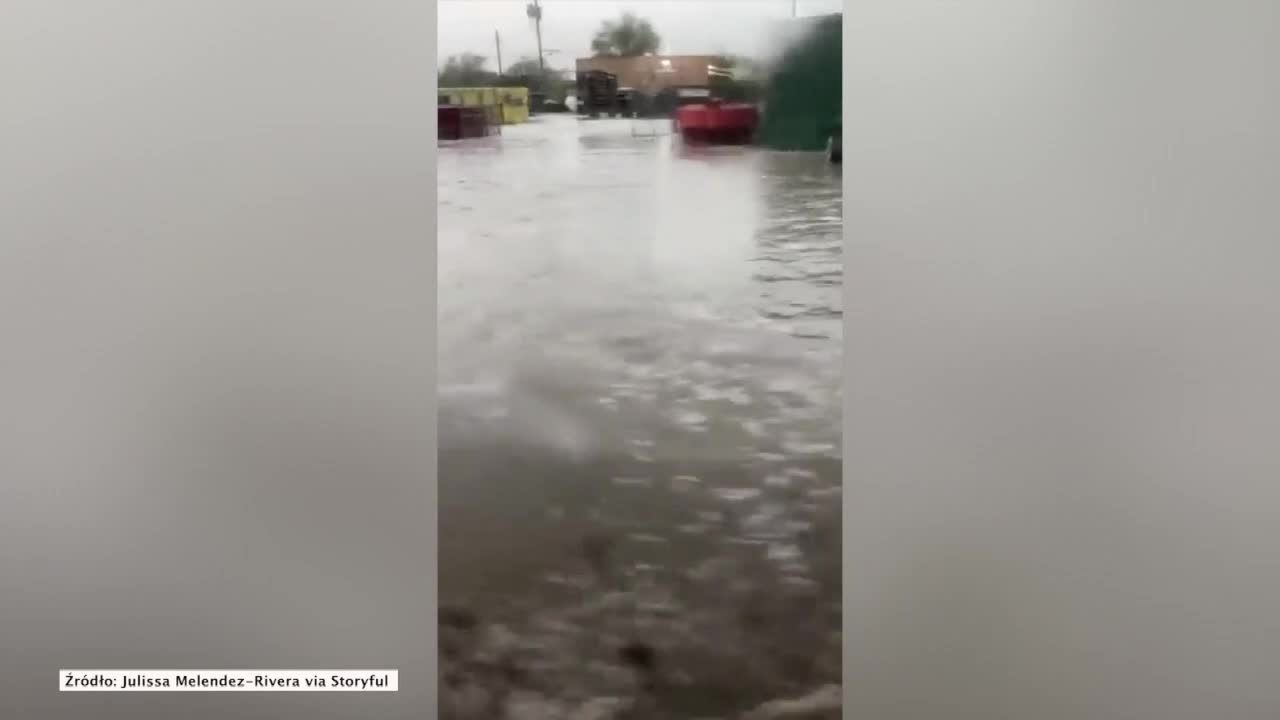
[669, 475, 701, 493]
[713, 487, 762, 503]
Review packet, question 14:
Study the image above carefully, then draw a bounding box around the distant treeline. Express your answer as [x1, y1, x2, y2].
[438, 52, 573, 99]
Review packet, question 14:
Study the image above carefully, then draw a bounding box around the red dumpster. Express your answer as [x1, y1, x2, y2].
[674, 100, 759, 145]
[439, 106, 495, 140]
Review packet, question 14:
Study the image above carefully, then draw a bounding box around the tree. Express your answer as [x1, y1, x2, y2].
[438, 53, 498, 87]
[590, 12, 661, 57]
[503, 57, 549, 84]
[498, 57, 555, 97]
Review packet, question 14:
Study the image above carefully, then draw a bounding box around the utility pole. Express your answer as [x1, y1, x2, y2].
[792, 0, 797, 17]
[494, 30, 503, 75]
[527, 0, 545, 72]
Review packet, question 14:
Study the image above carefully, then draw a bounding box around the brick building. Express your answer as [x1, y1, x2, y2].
[574, 55, 724, 95]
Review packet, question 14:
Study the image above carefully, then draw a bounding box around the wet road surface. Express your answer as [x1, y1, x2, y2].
[438, 115, 842, 718]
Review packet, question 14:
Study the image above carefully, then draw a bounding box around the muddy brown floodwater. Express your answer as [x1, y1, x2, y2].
[438, 115, 842, 719]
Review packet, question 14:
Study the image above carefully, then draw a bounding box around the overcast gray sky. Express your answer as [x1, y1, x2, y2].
[438, 0, 843, 70]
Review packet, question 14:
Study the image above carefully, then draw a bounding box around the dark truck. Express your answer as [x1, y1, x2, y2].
[576, 70, 619, 118]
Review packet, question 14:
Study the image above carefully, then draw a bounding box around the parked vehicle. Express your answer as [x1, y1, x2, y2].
[576, 70, 619, 118]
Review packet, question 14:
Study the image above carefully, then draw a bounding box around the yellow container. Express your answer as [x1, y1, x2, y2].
[440, 86, 528, 124]
[495, 87, 529, 124]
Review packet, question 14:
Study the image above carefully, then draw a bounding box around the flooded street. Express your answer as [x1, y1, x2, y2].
[439, 115, 842, 717]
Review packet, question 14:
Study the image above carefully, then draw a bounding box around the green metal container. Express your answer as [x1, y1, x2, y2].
[757, 14, 842, 152]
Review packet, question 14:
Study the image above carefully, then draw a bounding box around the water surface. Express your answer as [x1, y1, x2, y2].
[438, 115, 842, 717]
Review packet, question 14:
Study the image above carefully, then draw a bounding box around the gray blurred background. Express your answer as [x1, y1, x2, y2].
[3, 0, 1280, 718]
[846, 2, 1280, 718]
[1, 2, 435, 718]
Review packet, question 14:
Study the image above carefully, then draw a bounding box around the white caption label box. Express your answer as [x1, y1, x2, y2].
[59, 670, 398, 692]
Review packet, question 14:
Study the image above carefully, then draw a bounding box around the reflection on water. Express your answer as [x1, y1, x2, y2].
[438, 115, 841, 718]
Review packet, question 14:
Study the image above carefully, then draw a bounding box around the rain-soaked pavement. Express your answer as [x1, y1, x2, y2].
[438, 114, 842, 719]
